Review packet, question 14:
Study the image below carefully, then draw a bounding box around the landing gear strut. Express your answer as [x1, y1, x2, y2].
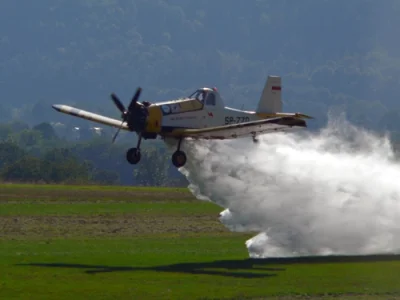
[126, 134, 142, 164]
[171, 138, 187, 168]
[126, 135, 187, 168]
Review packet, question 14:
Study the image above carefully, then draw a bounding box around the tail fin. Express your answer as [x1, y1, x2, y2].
[256, 75, 282, 113]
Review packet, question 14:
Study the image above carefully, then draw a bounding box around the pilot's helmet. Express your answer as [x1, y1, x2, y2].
[198, 91, 205, 101]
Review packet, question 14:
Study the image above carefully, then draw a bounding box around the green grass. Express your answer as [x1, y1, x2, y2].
[0, 182, 186, 193]
[0, 202, 220, 215]
[1, 183, 400, 299]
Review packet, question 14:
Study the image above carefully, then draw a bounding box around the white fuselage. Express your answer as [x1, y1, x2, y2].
[160, 105, 260, 129]
[157, 87, 263, 131]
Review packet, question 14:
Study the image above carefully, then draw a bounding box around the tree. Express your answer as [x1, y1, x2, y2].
[33, 122, 59, 141]
[1, 156, 43, 183]
[0, 141, 27, 169]
[0, 124, 12, 141]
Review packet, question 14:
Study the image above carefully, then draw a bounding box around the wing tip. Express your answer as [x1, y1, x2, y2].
[52, 104, 62, 112]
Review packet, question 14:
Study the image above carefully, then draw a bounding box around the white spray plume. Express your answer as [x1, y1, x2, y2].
[177, 113, 400, 258]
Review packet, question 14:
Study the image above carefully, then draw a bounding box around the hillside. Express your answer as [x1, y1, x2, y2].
[2, 1, 400, 186]
[1, 0, 400, 134]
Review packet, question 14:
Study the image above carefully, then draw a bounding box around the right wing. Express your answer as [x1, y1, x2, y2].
[52, 104, 129, 130]
[167, 116, 307, 139]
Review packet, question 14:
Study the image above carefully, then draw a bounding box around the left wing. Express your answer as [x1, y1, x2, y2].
[167, 116, 307, 139]
[52, 104, 129, 130]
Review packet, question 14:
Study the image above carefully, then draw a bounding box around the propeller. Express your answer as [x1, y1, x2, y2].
[110, 87, 142, 143]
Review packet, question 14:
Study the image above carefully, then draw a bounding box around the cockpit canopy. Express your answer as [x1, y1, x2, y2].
[188, 89, 206, 102]
[188, 88, 217, 106]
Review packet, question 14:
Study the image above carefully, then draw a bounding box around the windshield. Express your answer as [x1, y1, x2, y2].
[188, 89, 206, 102]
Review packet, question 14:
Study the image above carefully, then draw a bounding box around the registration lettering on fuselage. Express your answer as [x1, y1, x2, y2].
[224, 116, 250, 125]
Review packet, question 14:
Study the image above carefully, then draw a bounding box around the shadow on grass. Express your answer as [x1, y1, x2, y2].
[16, 253, 400, 279]
[18, 259, 283, 278]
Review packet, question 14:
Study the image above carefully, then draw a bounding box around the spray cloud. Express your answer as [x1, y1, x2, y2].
[178, 114, 400, 258]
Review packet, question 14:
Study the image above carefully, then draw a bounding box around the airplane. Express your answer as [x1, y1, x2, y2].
[51, 75, 312, 168]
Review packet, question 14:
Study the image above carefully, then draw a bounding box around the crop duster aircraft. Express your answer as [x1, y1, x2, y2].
[52, 75, 312, 168]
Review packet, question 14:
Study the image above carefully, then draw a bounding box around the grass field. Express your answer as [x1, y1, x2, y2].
[1, 183, 400, 299]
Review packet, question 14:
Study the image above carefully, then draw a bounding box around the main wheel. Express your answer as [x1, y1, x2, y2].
[126, 147, 141, 164]
[171, 150, 187, 168]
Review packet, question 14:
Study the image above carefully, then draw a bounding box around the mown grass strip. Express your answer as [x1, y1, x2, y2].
[0, 183, 188, 192]
[0, 202, 221, 215]
[0, 183, 198, 203]
[0, 197, 198, 203]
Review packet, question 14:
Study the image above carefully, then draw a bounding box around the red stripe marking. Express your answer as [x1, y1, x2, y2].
[272, 86, 281, 91]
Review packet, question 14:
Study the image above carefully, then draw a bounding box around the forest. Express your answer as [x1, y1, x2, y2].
[0, 121, 187, 186]
[1, 0, 400, 185]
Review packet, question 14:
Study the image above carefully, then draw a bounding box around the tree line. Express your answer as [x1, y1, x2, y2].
[2, 118, 400, 186]
[0, 121, 188, 186]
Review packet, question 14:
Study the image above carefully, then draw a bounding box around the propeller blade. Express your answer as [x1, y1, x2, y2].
[111, 120, 124, 143]
[111, 93, 126, 113]
[128, 87, 142, 111]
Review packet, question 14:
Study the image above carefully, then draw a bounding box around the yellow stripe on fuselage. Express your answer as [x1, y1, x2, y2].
[145, 105, 163, 133]
[178, 99, 203, 111]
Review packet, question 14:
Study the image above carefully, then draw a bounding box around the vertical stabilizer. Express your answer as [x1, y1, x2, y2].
[256, 75, 282, 113]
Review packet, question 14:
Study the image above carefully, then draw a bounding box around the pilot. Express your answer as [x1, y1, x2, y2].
[197, 90, 206, 103]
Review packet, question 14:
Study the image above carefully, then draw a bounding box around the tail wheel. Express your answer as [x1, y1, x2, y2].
[172, 150, 187, 168]
[126, 147, 141, 164]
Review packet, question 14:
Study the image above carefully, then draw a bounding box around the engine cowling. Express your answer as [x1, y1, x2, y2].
[126, 105, 148, 132]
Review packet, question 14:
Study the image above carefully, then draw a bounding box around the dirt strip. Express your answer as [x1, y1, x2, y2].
[0, 214, 229, 239]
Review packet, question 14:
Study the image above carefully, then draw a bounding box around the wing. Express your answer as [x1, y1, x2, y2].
[52, 104, 129, 130]
[168, 116, 307, 139]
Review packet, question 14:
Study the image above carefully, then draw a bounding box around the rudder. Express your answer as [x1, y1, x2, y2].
[256, 75, 282, 113]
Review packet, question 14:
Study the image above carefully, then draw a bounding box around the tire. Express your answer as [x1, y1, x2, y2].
[126, 147, 141, 164]
[171, 150, 187, 168]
